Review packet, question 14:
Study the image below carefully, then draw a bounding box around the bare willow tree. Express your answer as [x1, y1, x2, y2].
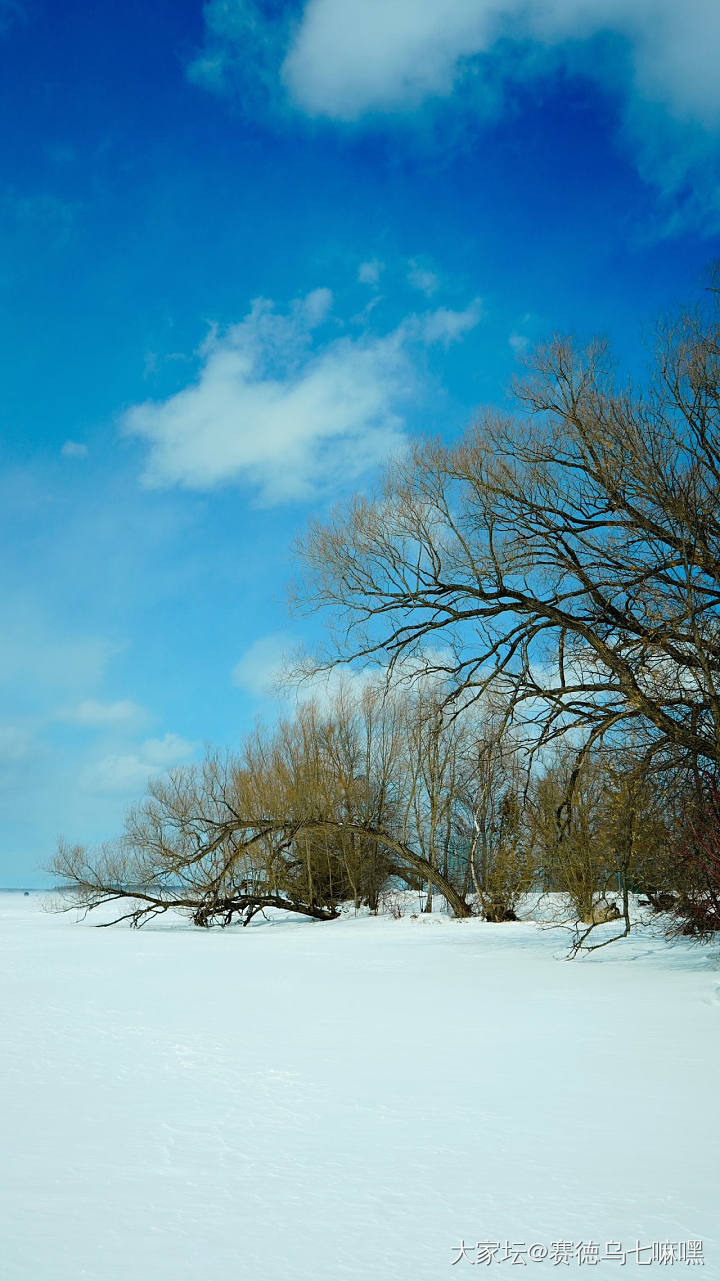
[531, 746, 615, 925]
[295, 275, 720, 791]
[53, 748, 346, 929]
[52, 684, 475, 926]
[396, 689, 463, 913]
[528, 741, 678, 953]
[453, 713, 534, 921]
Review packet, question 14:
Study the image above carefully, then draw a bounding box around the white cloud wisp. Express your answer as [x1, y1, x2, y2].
[190, 0, 720, 224]
[122, 288, 483, 503]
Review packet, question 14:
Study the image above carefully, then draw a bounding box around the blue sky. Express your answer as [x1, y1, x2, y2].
[1, 0, 719, 884]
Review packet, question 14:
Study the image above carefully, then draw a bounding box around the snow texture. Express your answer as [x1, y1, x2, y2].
[1, 892, 718, 1279]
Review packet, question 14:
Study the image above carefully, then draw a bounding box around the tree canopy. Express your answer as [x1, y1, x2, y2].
[297, 278, 720, 781]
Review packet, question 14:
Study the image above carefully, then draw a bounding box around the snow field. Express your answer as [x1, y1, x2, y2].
[1, 892, 718, 1279]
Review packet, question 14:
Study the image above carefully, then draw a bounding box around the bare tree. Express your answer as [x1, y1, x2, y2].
[51, 686, 474, 926]
[528, 741, 679, 952]
[295, 276, 720, 787]
[530, 746, 612, 925]
[396, 689, 463, 913]
[453, 715, 534, 921]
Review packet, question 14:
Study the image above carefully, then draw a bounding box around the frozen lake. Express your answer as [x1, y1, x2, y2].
[1, 891, 718, 1278]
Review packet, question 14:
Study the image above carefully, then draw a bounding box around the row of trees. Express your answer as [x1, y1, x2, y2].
[56, 685, 507, 930]
[55, 272, 720, 948]
[52, 679, 718, 947]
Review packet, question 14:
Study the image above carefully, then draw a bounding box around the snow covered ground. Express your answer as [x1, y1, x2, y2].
[1, 891, 719, 1280]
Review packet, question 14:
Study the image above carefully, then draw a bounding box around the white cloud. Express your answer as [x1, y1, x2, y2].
[233, 630, 458, 713]
[409, 298, 483, 348]
[407, 261, 440, 297]
[80, 733, 196, 796]
[509, 331, 530, 356]
[61, 440, 88, 459]
[282, 0, 490, 119]
[191, 0, 720, 220]
[188, 0, 292, 99]
[358, 258, 383, 286]
[123, 293, 407, 503]
[282, 0, 720, 124]
[60, 699, 148, 730]
[232, 632, 290, 698]
[232, 632, 375, 708]
[122, 286, 482, 503]
[234, 632, 381, 711]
